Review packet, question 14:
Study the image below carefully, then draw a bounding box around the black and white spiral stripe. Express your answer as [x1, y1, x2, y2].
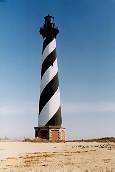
[38, 38, 62, 127]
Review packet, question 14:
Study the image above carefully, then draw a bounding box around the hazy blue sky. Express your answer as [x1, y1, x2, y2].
[0, 0, 115, 139]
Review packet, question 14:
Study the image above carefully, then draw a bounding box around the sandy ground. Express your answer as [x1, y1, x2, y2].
[0, 141, 115, 172]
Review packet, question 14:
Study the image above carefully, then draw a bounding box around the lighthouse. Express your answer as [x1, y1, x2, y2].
[34, 15, 65, 142]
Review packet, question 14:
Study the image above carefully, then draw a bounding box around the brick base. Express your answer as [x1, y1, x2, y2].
[34, 126, 65, 142]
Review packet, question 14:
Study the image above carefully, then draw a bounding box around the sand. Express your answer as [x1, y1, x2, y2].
[0, 141, 115, 172]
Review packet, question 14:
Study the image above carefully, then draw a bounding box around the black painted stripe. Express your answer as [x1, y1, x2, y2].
[45, 106, 62, 126]
[42, 37, 53, 53]
[41, 49, 56, 78]
[39, 72, 59, 114]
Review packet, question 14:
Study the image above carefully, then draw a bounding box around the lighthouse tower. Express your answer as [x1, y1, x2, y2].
[34, 15, 65, 142]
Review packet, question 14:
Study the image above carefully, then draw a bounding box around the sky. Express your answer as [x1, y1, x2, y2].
[0, 0, 115, 140]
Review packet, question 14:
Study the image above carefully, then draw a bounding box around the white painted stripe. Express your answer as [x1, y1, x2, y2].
[38, 87, 60, 127]
[40, 59, 58, 94]
[43, 38, 56, 61]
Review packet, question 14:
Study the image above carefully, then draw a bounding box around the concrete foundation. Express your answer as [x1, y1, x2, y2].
[34, 126, 65, 142]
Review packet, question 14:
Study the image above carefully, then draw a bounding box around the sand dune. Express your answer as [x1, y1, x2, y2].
[0, 141, 115, 172]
